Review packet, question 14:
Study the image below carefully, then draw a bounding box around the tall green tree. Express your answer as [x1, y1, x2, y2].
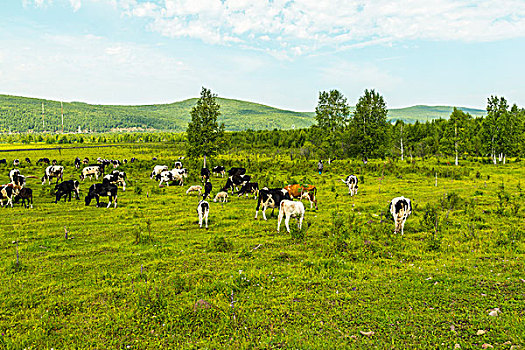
[482, 96, 509, 164]
[350, 89, 389, 159]
[441, 108, 471, 165]
[186, 87, 226, 164]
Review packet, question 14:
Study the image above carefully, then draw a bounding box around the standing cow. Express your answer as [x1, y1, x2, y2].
[389, 196, 412, 235]
[85, 183, 118, 208]
[341, 175, 359, 196]
[42, 165, 64, 185]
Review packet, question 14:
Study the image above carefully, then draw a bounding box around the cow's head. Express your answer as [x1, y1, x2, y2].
[85, 195, 92, 206]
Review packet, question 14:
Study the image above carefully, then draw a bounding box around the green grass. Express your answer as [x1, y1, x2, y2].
[0, 144, 523, 348]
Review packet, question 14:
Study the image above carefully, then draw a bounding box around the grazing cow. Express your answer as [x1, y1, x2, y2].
[174, 161, 183, 169]
[201, 168, 211, 181]
[173, 168, 188, 177]
[389, 196, 412, 235]
[52, 159, 57, 165]
[197, 200, 209, 229]
[130, 157, 136, 163]
[80, 166, 103, 181]
[13, 159, 20, 167]
[42, 165, 64, 185]
[202, 180, 212, 200]
[213, 191, 228, 203]
[9, 170, 26, 188]
[255, 187, 292, 220]
[36, 158, 50, 165]
[25, 157, 31, 165]
[123, 159, 128, 164]
[151, 165, 169, 180]
[0, 183, 22, 207]
[0, 159, 7, 165]
[237, 182, 259, 199]
[284, 184, 318, 210]
[103, 170, 127, 191]
[228, 167, 246, 177]
[223, 174, 251, 194]
[14, 187, 33, 208]
[55, 180, 80, 203]
[277, 200, 305, 233]
[9, 169, 21, 182]
[158, 170, 184, 187]
[85, 183, 118, 208]
[341, 175, 359, 196]
[74, 157, 81, 169]
[212, 166, 226, 177]
[82, 157, 89, 165]
[186, 185, 202, 195]
[111, 159, 121, 168]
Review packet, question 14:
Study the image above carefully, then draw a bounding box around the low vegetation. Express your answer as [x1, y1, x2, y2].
[0, 142, 523, 348]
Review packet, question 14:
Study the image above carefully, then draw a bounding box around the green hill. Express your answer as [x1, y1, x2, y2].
[0, 94, 485, 132]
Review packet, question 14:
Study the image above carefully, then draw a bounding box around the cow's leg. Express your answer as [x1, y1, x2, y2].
[262, 206, 268, 221]
[68, 191, 72, 202]
[299, 213, 304, 230]
[205, 212, 208, 229]
[29, 196, 33, 209]
[95, 195, 100, 207]
[285, 214, 291, 233]
[107, 196, 112, 208]
[114, 195, 118, 208]
[401, 218, 406, 235]
[277, 210, 283, 232]
[199, 211, 203, 228]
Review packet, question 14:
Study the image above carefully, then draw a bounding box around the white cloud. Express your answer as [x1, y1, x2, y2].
[120, 0, 525, 56]
[70, 0, 81, 11]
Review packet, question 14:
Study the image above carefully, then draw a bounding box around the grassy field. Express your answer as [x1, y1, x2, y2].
[0, 143, 523, 349]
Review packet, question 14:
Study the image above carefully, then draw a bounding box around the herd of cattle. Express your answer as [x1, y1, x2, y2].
[0, 156, 413, 234]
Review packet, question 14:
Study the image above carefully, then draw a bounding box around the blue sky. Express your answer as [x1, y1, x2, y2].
[1, 0, 524, 111]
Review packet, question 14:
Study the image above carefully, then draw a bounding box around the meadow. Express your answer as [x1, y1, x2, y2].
[0, 142, 523, 349]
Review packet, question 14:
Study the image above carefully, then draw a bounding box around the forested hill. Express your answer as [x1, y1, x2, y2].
[0, 94, 484, 132]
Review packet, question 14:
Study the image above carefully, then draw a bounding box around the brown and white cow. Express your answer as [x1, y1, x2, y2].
[284, 184, 318, 210]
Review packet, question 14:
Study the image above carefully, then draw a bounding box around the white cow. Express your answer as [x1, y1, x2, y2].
[277, 200, 305, 233]
[197, 200, 210, 229]
[186, 185, 202, 195]
[341, 175, 359, 196]
[389, 196, 412, 235]
[80, 166, 103, 181]
[213, 191, 228, 203]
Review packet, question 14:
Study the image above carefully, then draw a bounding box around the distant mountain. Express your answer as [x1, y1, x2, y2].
[0, 94, 485, 132]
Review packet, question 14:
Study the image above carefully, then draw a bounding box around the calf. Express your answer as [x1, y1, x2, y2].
[255, 187, 292, 220]
[228, 167, 246, 177]
[85, 183, 118, 208]
[389, 196, 412, 235]
[284, 184, 318, 210]
[74, 157, 81, 169]
[158, 170, 184, 187]
[80, 166, 103, 181]
[42, 165, 64, 185]
[151, 165, 169, 180]
[14, 187, 33, 208]
[277, 200, 305, 233]
[103, 170, 127, 191]
[237, 182, 259, 199]
[55, 180, 80, 203]
[212, 166, 225, 177]
[0, 184, 22, 207]
[341, 175, 359, 196]
[201, 168, 211, 181]
[186, 185, 202, 195]
[36, 158, 50, 165]
[213, 191, 228, 203]
[197, 200, 210, 229]
[202, 180, 212, 200]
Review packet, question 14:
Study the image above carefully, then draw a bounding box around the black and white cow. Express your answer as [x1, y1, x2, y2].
[25, 157, 31, 165]
[74, 157, 81, 169]
[80, 166, 103, 181]
[42, 165, 64, 185]
[36, 158, 50, 165]
[174, 161, 183, 169]
[223, 174, 251, 194]
[237, 182, 259, 199]
[13, 159, 20, 167]
[111, 160, 121, 168]
[389, 196, 412, 235]
[228, 167, 246, 177]
[14, 187, 33, 208]
[9, 169, 26, 188]
[55, 180, 80, 203]
[82, 157, 89, 165]
[151, 165, 169, 180]
[201, 168, 211, 181]
[85, 183, 118, 208]
[212, 166, 225, 177]
[158, 170, 184, 187]
[341, 175, 359, 196]
[130, 157, 136, 163]
[255, 187, 292, 220]
[0, 183, 22, 207]
[197, 200, 209, 229]
[103, 170, 127, 191]
[202, 180, 212, 200]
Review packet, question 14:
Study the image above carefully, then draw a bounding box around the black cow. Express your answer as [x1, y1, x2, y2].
[0, 159, 6, 165]
[74, 157, 81, 169]
[212, 166, 225, 177]
[85, 183, 118, 208]
[55, 180, 80, 203]
[222, 174, 251, 193]
[202, 180, 213, 200]
[201, 168, 211, 181]
[25, 157, 31, 165]
[14, 188, 33, 208]
[130, 157, 136, 163]
[255, 187, 292, 220]
[36, 158, 50, 165]
[237, 182, 259, 198]
[228, 167, 246, 177]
